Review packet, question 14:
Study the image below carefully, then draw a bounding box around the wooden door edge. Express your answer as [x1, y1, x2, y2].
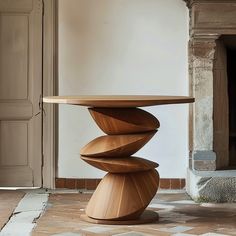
[42, 0, 58, 189]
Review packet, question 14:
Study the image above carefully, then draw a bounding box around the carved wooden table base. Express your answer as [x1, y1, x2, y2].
[81, 107, 160, 224]
[43, 95, 194, 225]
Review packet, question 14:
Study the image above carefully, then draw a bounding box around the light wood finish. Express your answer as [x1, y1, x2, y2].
[43, 96, 194, 224]
[80, 131, 156, 157]
[89, 108, 159, 135]
[86, 169, 159, 220]
[43, 95, 194, 107]
[81, 156, 159, 173]
[81, 210, 159, 225]
[0, 0, 43, 187]
[81, 107, 159, 223]
[213, 39, 229, 169]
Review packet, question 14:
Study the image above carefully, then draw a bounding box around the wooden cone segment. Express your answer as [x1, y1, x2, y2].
[80, 131, 156, 157]
[86, 169, 159, 220]
[81, 156, 159, 173]
[89, 108, 160, 135]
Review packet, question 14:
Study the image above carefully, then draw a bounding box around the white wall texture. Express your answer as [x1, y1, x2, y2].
[58, 0, 189, 178]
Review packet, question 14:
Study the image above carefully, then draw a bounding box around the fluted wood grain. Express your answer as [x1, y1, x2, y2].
[86, 169, 159, 220]
[80, 131, 156, 157]
[43, 95, 194, 224]
[89, 108, 159, 135]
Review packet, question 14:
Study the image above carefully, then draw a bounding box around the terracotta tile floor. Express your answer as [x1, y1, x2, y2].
[32, 191, 236, 236]
[0, 190, 25, 229]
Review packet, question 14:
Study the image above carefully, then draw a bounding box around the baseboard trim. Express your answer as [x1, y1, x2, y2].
[55, 178, 185, 190]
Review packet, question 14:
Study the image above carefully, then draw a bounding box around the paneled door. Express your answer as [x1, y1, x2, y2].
[0, 0, 43, 186]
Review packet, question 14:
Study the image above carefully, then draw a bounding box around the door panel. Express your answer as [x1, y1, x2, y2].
[0, 0, 42, 187]
[0, 15, 28, 99]
[0, 101, 33, 119]
[0, 121, 28, 166]
[0, 0, 33, 12]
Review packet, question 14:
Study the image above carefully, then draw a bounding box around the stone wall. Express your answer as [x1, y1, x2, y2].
[185, 0, 236, 171]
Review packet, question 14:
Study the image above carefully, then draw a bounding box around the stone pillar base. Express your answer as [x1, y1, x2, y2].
[190, 151, 216, 171]
[186, 168, 236, 202]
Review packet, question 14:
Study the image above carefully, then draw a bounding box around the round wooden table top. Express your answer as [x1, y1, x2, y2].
[43, 95, 194, 108]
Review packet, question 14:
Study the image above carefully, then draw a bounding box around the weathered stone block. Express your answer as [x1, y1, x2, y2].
[187, 168, 236, 202]
[194, 97, 213, 150]
[191, 150, 216, 171]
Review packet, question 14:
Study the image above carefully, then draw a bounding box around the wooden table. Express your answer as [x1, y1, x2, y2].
[43, 95, 194, 225]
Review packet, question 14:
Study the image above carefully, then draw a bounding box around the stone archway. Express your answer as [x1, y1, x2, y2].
[185, 0, 236, 202]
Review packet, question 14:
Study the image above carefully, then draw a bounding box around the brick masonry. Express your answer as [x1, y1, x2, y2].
[55, 178, 185, 190]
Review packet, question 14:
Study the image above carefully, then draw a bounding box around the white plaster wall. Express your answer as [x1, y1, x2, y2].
[58, 0, 189, 178]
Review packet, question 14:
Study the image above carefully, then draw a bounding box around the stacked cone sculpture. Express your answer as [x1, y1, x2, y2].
[43, 95, 194, 224]
[80, 108, 160, 224]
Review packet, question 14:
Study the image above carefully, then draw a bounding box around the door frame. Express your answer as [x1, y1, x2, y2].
[42, 0, 57, 188]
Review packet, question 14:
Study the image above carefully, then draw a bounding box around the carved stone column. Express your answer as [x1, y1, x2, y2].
[189, 34, 219, 171]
